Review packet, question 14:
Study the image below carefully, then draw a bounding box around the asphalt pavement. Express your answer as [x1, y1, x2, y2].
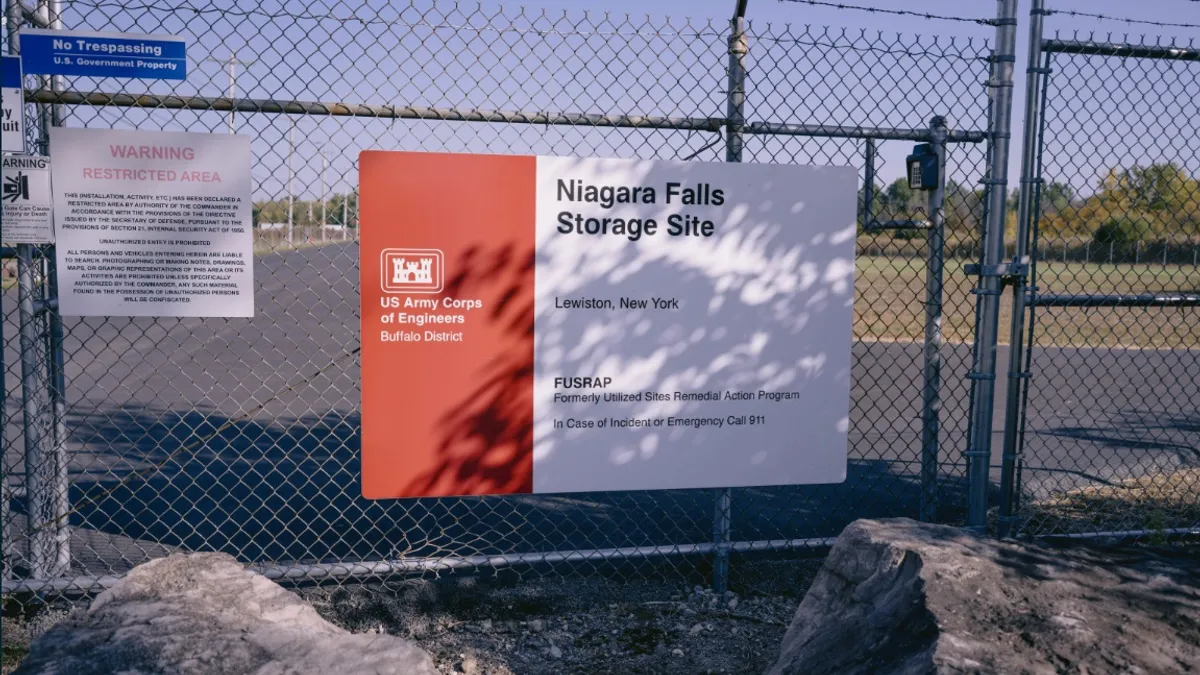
[3, 242, 1196, 577]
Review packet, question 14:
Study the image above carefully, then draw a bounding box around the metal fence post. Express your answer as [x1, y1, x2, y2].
[43, 0, 71, 574]
[712, 1, 747, 595]
[6, 0, 71, 580]
[997, 0, 1047, 538]
[2, 0, 16, 584]
[964, 0, 1018, 530]
[920, 116, 948, 522]
[15, 247, 56, 580]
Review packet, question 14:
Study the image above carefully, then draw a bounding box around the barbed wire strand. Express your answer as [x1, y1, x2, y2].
[778, 0, 998, 26]
[58, 0, 993, 58]
[1045, 9, 1200, 30]
[64, 0, 1001, 29]
[62, 0, 728, 34]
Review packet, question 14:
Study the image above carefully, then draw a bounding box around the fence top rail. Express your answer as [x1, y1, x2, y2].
[746, 121, 986, 143]
[1042, 39, 1200, 61]
[23, 90, 989, 144]
[22, 89, 727, 131]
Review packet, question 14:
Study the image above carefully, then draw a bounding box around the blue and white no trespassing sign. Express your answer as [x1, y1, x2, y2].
[19, 29, 187, 80]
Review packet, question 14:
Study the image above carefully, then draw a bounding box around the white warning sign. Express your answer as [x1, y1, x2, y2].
[50, 127, 254, 317]
[2, 154, 54, 243]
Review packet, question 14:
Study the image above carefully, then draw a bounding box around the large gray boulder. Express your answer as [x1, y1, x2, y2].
[15, 552, 436, 675]
[769, 518, 1200, 675]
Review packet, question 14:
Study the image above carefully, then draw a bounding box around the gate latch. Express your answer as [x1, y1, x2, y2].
[964, 258, 1029, 287]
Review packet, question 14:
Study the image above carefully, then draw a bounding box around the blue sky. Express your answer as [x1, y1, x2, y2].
[5, 0, 1198, 205]
[498, 0, 1200, 183]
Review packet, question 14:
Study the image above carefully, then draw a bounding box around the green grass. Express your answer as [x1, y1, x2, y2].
[254, 228, 355, 254]
[854, 257, 1200, 348]
[0, 618, 29, 675]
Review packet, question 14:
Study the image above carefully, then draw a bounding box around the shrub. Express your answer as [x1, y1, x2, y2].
[1092, 215, 1153, 251]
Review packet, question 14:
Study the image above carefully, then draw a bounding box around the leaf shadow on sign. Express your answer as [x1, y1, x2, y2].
[384, 155, 978, 511]
[524, 156, 858, 493]
[399, 243, 537, 497]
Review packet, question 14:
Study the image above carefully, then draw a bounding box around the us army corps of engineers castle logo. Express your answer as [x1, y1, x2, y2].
[380, 248, 444, 294]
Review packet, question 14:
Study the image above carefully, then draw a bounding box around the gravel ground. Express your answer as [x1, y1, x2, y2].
[5, 542, 1197, 674]
[302, 558, 825, 675]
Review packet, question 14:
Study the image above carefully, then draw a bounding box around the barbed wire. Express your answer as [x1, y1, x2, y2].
[1045, 9, 1200, 30]
[778, 0, 998, 26]
[754, 36, 990, 62]
[57, 0, 993, 59]
[62, 0, 729, 36]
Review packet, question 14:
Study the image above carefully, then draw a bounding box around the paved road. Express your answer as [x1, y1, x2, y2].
[3, 243, 1197, 578]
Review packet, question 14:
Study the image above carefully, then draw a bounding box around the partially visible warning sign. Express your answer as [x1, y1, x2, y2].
[2, 154, 53, 243]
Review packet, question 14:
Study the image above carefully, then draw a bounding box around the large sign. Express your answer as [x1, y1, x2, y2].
[2, 55, 23, 152]
[51, 127, 253, 317]
[19, 29, 187, 80]
[2, 155, 53, 243]
[360, 152, 857, 499]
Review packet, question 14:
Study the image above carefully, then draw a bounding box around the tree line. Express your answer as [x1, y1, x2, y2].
[861, 162, 1199, 247]
[252, 192, 358, 228]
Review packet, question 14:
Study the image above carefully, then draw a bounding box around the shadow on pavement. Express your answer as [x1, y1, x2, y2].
[52, 405, 980, 577]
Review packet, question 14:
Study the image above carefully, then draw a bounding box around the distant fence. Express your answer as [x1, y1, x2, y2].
[857, 237, 1200, 265]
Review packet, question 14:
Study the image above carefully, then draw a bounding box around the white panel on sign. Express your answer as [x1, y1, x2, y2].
[532, 156, 858, 493]
[2, 155, 54, 243]
[50, 127, 254, 317]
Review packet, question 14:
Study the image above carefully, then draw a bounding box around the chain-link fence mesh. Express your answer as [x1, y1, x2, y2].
[1009, 34, 1200, 539]
[4, 0, 996, 601]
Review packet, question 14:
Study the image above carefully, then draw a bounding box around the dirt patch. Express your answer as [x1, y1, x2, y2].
[303, 558, 823, 674]
[1025, 468, 1200, 537]
[1, 607, 75, 675]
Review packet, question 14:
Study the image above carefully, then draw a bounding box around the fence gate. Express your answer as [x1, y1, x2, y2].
[998, 17, 1200, 539]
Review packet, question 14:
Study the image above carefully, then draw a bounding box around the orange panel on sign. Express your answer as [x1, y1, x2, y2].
[359, 151, 535, 499]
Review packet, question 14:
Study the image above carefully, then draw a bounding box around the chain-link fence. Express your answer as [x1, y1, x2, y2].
[4, 0, 1195, 610]
[999, 26, 1200, 539]
[2, 0, 999, 598]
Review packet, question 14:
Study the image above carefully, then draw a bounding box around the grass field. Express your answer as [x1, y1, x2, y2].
[253, 231, 355, 256]
[854, 257, 1200, 348]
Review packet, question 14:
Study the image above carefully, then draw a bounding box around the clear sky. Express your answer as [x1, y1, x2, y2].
[5, 0, 1198, 205]
[493, 0, 1200, 188]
